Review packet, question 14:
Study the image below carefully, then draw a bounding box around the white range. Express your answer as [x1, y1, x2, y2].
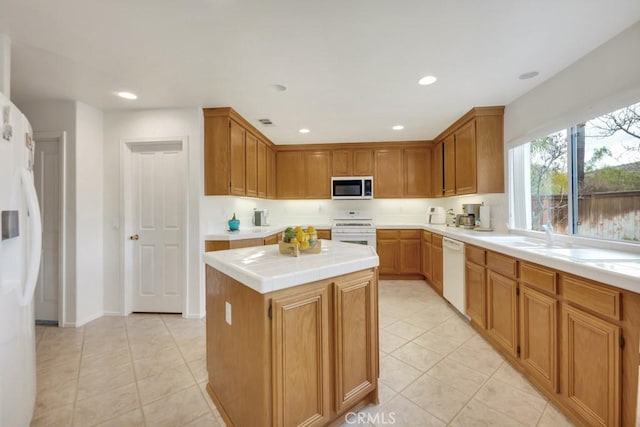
[331, 210, 376, 249]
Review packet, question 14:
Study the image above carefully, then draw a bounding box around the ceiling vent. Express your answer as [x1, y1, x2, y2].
[258, 118, 274, 126]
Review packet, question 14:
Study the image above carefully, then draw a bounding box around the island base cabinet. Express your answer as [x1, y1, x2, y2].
[206, 266, 379, 427]
[562, 304, 620, 427]
[334, 274, 377, 412]
[272, 287, 331, 427]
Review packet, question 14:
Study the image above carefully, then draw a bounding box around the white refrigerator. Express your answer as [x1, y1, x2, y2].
[0, 91, 42, 426]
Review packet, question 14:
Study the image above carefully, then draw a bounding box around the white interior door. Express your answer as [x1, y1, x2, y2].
[130, 142, 184, 313]
[33, 138, 60, 322]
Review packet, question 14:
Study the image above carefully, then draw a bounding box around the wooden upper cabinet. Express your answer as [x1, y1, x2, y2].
[257, 140, 267, 198]
[245, 132, 258, 197]
[229, 119, 246, 196]
[432, 141, 443, 197]
[404, 147, 431, 197]
[352, 149, 374, 176]
[374, 149, 404, 198]
[331, 148, 374, 176]
[305, 151, 331, 199]
[276, 151, 305, 199]
[267, 147, 277, 199]
[332, 150, 350, 176]
[443, 134, 456, 197]
[455, 120, 477, 195]
[203, 108, 274, 198]
[436, 106, 504, 196]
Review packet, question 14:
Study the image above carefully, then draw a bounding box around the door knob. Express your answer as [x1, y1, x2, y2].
[129, 234, 139, 241]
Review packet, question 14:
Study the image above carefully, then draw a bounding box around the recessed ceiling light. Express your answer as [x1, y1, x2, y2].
[418, 75, 437, 86]
[299, 128, 310, 134]
[519, 71, 539, 80]
[117, 91, 137, 100]
[392, 125, 404, 130]
[272, 84, 288, 92]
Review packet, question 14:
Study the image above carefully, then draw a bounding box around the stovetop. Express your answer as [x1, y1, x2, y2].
[333, 222, 374, 227]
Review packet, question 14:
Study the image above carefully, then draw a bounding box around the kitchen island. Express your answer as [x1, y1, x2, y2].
[204, 240, 380, 427]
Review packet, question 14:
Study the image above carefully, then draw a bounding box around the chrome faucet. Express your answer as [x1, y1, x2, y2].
[541, 222, 554, 246]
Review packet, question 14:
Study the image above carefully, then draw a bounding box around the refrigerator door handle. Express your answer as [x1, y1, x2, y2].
[19, 168, 42, 306]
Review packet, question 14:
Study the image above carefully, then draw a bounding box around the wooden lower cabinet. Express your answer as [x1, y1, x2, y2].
[465, 260, 486, 329]
[465, 253, 636, 427]
[519, 285, 557, 393]
[264, 234, 279, 245]
[317, 229, 331, 240]
[205, 238, 265, 252]
[429, 234, 443, 295]
[377, 229, 422, 276]
[486, 270, 518, 357]
[376, 238, 399, 275]
[421, 232, 432, 280]
[399, 232, 421, 274]
[206, 267, 379, 427]
[562, 303, 620, 427]
[272, 286, 331, 427]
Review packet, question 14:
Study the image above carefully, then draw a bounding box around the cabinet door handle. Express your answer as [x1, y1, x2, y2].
[129, 234, 139, 241]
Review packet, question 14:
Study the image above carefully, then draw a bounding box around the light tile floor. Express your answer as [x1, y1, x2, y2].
[33, 280, 575, 426]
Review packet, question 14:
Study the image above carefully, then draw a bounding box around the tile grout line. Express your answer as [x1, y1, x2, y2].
[161, 315, 217, 426]
[123, 317, 149, 427]
[69, 325, 86, 427]
[443, 360, 510, 426]
[378, 315, 476, 425]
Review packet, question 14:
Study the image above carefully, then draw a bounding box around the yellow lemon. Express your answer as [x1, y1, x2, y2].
[290, 238, 299, 246]
[296, 230, 306, 242]
[294, 225, 303, 232]
[307, 226, 316, 234]
[300, 240, 310, 249]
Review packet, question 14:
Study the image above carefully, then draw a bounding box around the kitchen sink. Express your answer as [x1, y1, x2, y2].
[525, 247, 640, 262]
[484, 235, 549, 248]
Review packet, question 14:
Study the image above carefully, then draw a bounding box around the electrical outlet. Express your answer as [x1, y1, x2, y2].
[225, 301, 232, 325]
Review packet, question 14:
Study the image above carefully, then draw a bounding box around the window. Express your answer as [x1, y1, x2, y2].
[510, 101, 640, 243]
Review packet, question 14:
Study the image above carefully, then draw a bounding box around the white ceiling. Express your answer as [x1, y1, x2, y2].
[1, 1, 639, 144]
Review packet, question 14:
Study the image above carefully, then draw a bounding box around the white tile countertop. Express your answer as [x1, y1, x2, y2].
[204, 224, 331, 241]
[203, 239, 379, 294]
[384, 223, 640, 295]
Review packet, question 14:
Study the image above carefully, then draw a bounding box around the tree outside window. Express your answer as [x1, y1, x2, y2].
[522, 101, 640, 242]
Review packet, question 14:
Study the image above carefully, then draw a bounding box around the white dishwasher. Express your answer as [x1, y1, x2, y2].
[443, 237, 468, 319]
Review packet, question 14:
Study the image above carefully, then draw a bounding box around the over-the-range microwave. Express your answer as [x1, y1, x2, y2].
[331, 176, 373, 200]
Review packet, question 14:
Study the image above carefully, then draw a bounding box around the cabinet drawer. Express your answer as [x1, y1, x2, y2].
[486, 251, 517, 278]
[422, 230, 432, 243]
[466, 245, 485, 266]
[432, 234, 443, 248]
[520, 262, 557, 294]
[399, 229, 421, 239]
[377, 229, 398, 239]
[562, 275, 621, 320]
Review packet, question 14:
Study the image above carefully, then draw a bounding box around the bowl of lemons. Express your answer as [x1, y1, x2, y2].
[279, 226, 321, 256]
